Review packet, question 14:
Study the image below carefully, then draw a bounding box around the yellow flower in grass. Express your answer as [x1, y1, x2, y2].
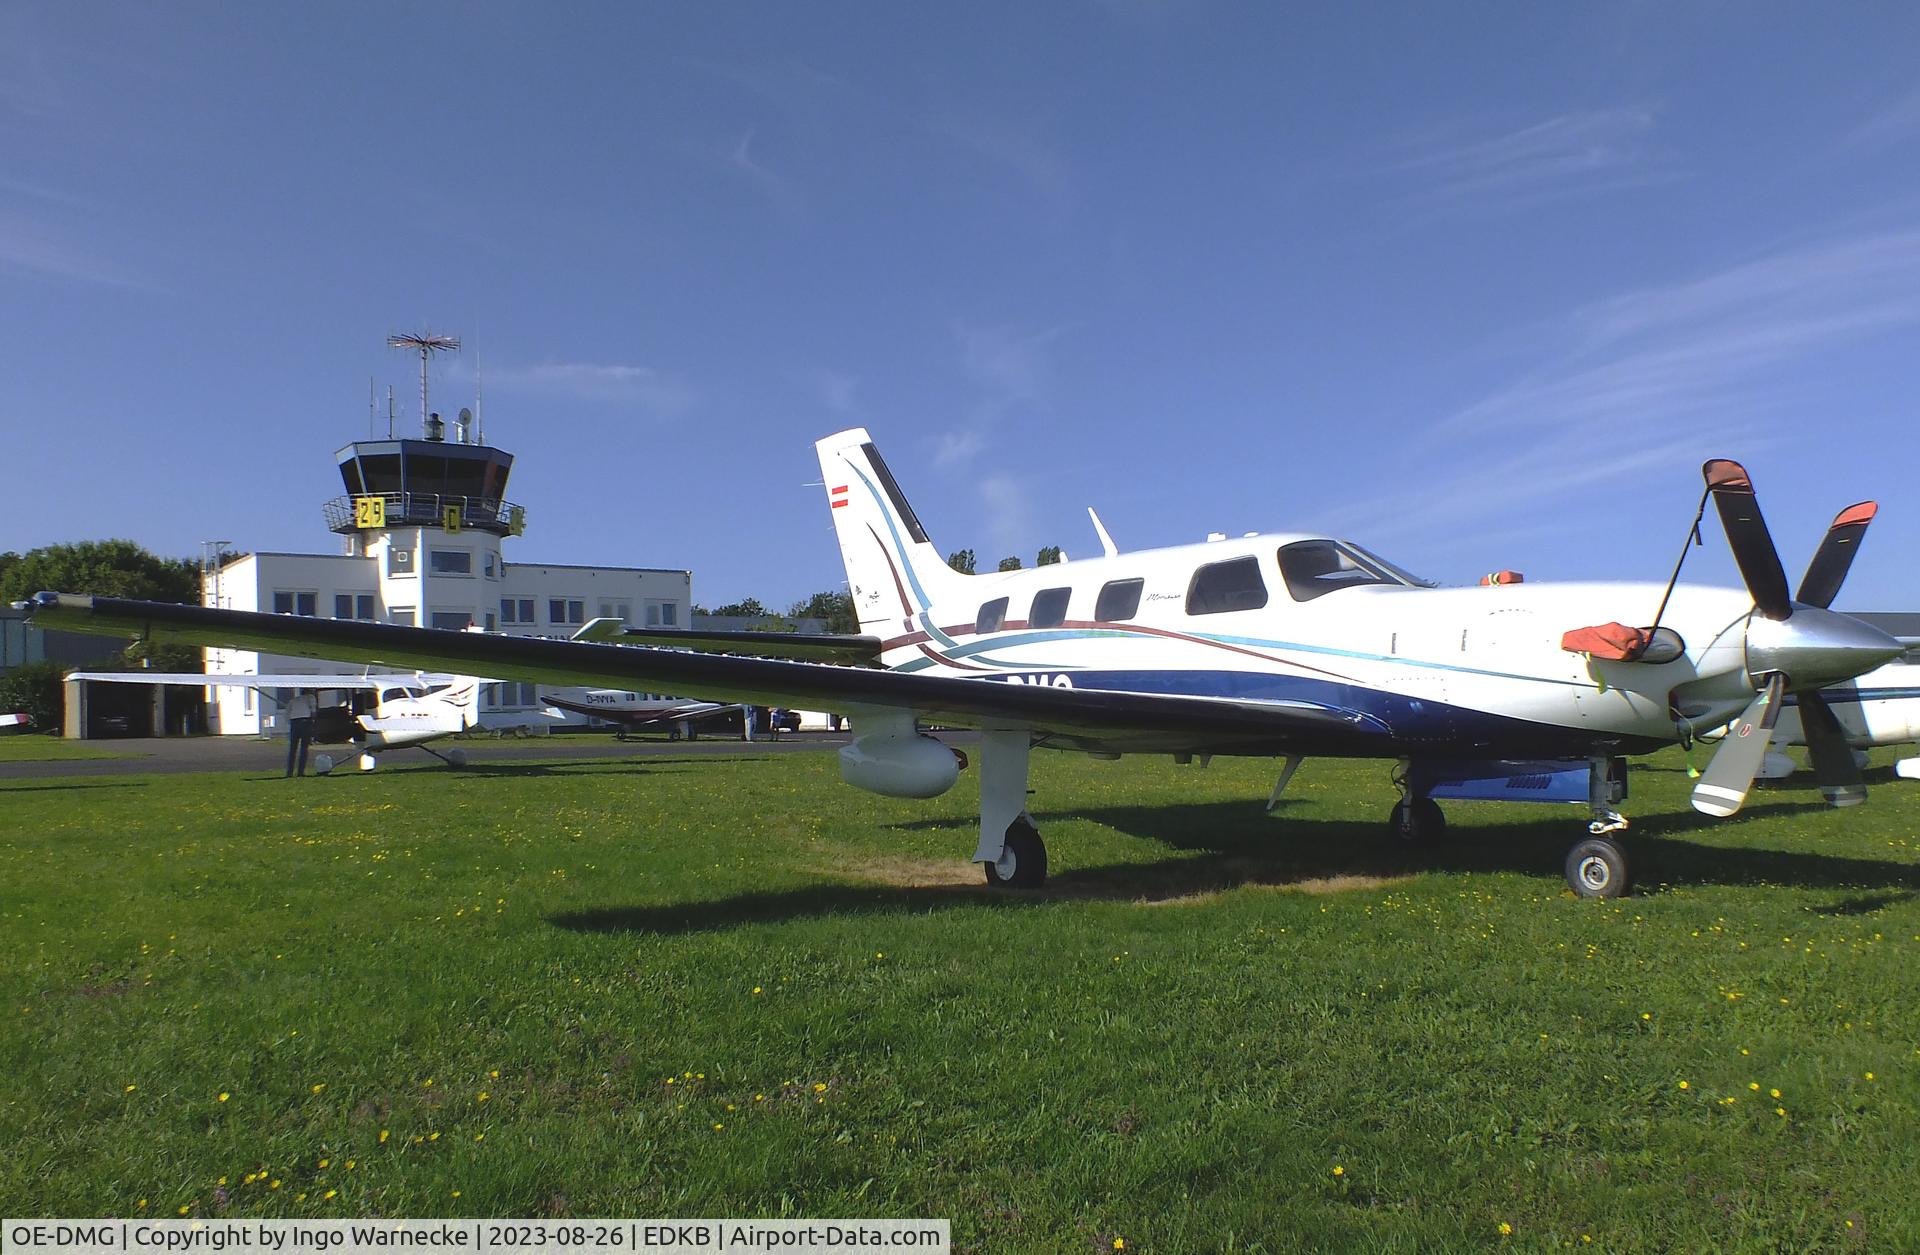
[1331, 1166, 1344, 1177]
[1498, 1222, 1513, 1236]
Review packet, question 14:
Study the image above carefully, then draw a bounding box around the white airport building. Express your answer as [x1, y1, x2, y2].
[202, 415, 690, 734]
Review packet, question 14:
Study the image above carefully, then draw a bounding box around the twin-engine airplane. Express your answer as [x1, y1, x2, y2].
[67, 669, 483, 772]
[23, 430, 1903, 897]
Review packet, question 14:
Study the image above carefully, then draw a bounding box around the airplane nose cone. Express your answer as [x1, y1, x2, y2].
[1744, 606, 1905, 689]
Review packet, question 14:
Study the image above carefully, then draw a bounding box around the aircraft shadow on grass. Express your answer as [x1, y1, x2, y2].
[0, 779, 150, 793]
[549, 798, 1920, 937]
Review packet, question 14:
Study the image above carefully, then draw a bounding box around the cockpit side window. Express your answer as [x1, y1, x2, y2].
[379, 688, 408, 704]
[1278, 540, 1423, 602]
[1186, 556, 1269, 615]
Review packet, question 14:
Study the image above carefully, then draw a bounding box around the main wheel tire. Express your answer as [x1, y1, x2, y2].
[1566, 836, 1630, 899]
[1389, 797, 1446, 844]
[445, 748, 467, 768]
[984, 819, 1048, 889]
[312, 753, 335, 776]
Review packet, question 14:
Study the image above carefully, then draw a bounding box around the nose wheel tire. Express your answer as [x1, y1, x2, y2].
[1389, 797, 1446, 844]
[984, 819, 1047, 889]
[1566, 836, 1631, 898]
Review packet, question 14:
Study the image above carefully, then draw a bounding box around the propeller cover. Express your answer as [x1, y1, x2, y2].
[1744, 606, 1904, 690]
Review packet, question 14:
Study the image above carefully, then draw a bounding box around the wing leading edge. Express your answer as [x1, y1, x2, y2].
[570, 617, 882, 665]
[23, 594, 1387, 751]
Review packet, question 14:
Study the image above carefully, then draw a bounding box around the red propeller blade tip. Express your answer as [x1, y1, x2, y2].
[1703, 459, 1752, 491]
[1831, 501, 1876, 528]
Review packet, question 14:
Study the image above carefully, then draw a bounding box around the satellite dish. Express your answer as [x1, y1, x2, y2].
[456, 407, 474, 444]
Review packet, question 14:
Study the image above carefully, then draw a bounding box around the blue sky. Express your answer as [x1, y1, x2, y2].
[4, 3, 1918, 611]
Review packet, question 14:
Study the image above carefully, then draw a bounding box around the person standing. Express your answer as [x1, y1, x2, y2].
[285, 692, 316, 777]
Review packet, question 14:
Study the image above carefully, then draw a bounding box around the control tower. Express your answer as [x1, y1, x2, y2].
[319, 333, 526, 626]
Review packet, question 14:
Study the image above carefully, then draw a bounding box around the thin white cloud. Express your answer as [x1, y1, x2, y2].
[931, 114, 1073, 221]
[724, 128, 800, 215]
[1846, 88, 1920, 151]
[1328, 227, 1920, 545]
[803, 367, 858, 416]
[1383, 107, 1674, 212]
[936, 319, 1076, 469]
[979, 472, 1034, 562]
[0, 209, 131, 286]
[490, 362, 697, 415]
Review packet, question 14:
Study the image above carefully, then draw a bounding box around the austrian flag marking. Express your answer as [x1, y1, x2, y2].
[830, 484, 849, 509]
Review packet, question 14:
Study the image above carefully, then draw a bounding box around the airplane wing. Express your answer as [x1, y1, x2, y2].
[570, 617, 882, 665]
[66, 672, 401, 689]
[25, 594, 1389, 751]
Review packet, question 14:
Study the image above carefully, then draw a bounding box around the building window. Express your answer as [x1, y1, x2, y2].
[976, 597, 1008, 634]
[334, 594, 377, 620]
[430, 610, 473, 630]
[387, 607, 416, 625]
[273, 591, 317, 617]
[485, 681, 538, 709]
[500, 598, 536, 625]
[484, 553, 497, 578]
[549, 599, 585, 626]
[484, 612, 496, 632]
[1029, 587, 1071, 629]
[662, 602, 677, 626]
[599, 601, 632, 622]
[1095, 579, 1144, 623]
[386, 546, 414, 577]
[1186, 556, 1269, 616]
[429, 550, 473, 575]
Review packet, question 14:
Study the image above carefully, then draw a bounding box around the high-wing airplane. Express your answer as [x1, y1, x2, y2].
[23, 430, 1903, 898]
[67, 670, 484, 772]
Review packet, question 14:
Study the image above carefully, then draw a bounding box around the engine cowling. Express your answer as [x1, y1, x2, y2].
[839, 731, 960, 798]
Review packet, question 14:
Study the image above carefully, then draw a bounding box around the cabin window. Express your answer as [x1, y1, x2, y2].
[976, 597, 1009, 634]
[1186, 556, 1268, 615]
[380, 688, 408, 703]
[1095, 578, 1144, 623]
[1277, 540, 1423, 602]
[1030, 587, 1071, 629]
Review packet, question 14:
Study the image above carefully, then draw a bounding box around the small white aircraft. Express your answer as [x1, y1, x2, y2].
[26, 430, 1903, 898]
[538, 686, 733, 739]
[66, 670, 484, 772]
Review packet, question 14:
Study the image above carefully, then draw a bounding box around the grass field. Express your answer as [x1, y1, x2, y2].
[3, 745, 1917, 1251]
[0, 735, 135, 762]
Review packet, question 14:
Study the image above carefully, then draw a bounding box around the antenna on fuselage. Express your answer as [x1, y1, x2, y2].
[1087, 507, 1119, 558]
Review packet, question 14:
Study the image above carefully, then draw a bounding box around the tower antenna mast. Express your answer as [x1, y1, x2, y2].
[386, 332, 461, 436]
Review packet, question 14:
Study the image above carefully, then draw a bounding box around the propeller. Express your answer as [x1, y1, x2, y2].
[1702, 459, 1792, 621]
[1797, 690, 1867, 808]
[1691, 673, 1784, 818]
[1795, 502, 1876, 610]
[1690, 462, 1893, 817]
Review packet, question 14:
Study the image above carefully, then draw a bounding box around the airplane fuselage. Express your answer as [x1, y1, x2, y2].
[862, 532, 1762, 759]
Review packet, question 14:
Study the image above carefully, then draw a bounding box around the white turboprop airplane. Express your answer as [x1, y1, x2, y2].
[66, 670, 483, 772]
[24, 430, 1903, 898]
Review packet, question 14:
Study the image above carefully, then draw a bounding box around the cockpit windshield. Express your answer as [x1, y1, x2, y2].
[1277, 540, 1434, 602]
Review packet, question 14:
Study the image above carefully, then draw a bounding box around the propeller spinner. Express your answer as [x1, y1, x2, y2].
[1691, 462, 1899, 817]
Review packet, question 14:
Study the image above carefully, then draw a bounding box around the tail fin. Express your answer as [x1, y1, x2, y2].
[445, 677, 482, 730]
[815, 429, 968, 634]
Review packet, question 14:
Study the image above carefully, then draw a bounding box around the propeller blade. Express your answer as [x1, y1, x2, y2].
[1795, 501, 1877, 609]
[1796, 689, 1867, 807]
[1691, 672, 1786, 817]
[1703, 459, 1793, 621]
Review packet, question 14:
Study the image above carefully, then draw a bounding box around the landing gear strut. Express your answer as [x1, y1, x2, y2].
[1568, 755, 1632, 898]
[976, 728, 1047, 889]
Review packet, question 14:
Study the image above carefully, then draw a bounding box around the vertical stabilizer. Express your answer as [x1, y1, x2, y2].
[815, 429, 967, 635]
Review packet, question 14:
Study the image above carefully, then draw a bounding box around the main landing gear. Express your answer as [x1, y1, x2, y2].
[976, 728, 1047, 889]
[1392, 755, 1634, 898]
